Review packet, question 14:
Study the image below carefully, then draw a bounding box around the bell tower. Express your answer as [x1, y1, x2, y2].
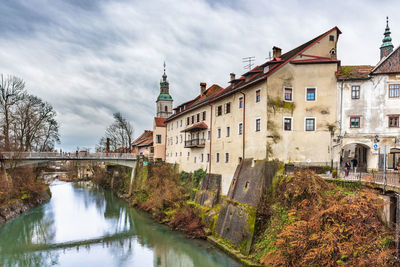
[380, 16, 394, 60]
[156, 62, 173, 118]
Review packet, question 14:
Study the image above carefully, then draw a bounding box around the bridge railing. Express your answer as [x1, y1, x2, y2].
[325, 171, 400, 189]
[0, 152, 137, 160]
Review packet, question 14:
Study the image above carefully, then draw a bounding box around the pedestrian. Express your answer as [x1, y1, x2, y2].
[344, 161, 350, 177]
[352, 158, 358, 173]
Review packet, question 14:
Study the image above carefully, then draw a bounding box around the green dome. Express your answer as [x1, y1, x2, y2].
[157, 93, 173, 101]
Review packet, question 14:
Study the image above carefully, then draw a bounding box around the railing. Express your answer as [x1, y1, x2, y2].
[0, 152, 137, 160]
[184, 139, 206, 148]
[322, 171, 400, 189]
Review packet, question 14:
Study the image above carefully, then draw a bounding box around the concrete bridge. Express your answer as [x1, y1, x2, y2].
[0, 151, 138, 194]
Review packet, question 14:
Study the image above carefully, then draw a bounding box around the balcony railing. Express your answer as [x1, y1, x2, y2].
[184, 138, 206, 148]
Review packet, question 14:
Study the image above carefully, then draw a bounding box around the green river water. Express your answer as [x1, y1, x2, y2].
[0, 181, 243, 267]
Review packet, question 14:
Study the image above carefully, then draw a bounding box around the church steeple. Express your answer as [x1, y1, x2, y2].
[380, 16, 394, 59]
[156, 61, 173, 118]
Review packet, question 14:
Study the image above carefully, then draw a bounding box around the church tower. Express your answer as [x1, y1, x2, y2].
[380, 16, 394, 60]
[156, 62, 173, 118]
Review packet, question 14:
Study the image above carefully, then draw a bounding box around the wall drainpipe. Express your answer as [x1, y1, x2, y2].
[204, 104, 213, 191]
[231, 92, 246, 200]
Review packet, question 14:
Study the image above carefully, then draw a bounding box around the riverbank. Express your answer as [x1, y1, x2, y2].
[0, 166, 51, 225]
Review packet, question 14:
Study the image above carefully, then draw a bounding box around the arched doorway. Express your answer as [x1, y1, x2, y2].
[341, 143, 369, 172]
[388, 148, 400, 170]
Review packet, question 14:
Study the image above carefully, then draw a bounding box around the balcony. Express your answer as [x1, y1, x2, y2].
[184, 138, 206, 148]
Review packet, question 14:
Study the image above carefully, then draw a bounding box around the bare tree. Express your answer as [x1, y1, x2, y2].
[0, 75, 26, 150]
[97, 112, 134, 152]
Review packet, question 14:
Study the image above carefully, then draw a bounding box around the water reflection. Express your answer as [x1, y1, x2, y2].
[0, 181, 242, 267]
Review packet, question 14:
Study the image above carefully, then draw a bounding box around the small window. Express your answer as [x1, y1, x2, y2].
[175, 136, 178, 144]
[196, 113, 200, 122]
[305, 118, 315, 131]
[329, 35, 334, 41]
[180, 120, 182, 127]
[187, 152, 190, 156]
[225, 153, 229, 163]
[180, 135, 182, 143]
[284, 118, 292, 131]
[239, 97, 243, 108]
[180, 152, 182, 156]
[284, 87, 293, 101]
[350, 116, 360, 128]
[216, 105, 222, 116]
[217, 128, 221, 138]
[156, 135, 162, 144]
[226, 127, 230, 137]
[201, 153, 204, 162]
[255, 90, 261, 103]
[225, 102, 231, 114]
[202, 132, 205, 140]
[175, 152, 177, 157]
[352, 86, 360, 99]
[216, 153, 220, 163]
[238, 123, 243, 135]
[389, 84, 400, 98]
[207, 153, 210, 162]
[389, 116, 399, 128]
[202, 111, 206, 121]
[165, 106, 168, 112]
[255, 118, 261, 132]
[186, 117, 190, 125]
[171, 123, 173, 130]
[176, 121, 178, 128]
[306, 88, 316, 101]
[191, 115, 194, 124]
[207, 130, 210, 140]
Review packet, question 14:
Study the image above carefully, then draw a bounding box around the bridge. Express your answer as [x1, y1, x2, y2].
[0, 151, 138, 194]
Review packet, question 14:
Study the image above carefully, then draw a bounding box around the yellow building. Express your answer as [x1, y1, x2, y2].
[165, 27, 342, 194]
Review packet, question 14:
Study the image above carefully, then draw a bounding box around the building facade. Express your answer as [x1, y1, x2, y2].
[165, 27, 342, 194]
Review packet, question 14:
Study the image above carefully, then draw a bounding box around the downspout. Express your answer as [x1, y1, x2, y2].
[204, 104, 213, 191]
[231, 92, 246, 200]
[164, 125, 167, 161]
[339, 80, 344, 137]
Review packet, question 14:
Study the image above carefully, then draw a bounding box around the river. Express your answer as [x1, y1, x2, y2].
[0, 181, 242, 267]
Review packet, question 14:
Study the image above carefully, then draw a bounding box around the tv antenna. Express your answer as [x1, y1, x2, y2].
[266, 51, 272, 61]
[242, 56, 255, 70]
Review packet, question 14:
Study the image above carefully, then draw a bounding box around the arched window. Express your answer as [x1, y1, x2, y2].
[165, 106, 168, 112]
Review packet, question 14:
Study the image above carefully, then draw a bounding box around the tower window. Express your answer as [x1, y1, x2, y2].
[329, 35, 334, 41]
[165, 106, 168, 112]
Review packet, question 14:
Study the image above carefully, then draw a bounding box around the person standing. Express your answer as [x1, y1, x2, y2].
[344, 161, 350, 177]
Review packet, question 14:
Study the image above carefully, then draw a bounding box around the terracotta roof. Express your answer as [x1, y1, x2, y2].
[166, 26, 341, 122]
[181, 122, 208, 132]
[336, 65, 374, 80]
[154, 117, 167, 127]
[132, 130, 153, 147]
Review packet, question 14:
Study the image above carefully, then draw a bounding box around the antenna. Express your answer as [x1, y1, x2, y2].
[242, 56, 255, 70]
[266, 51, 272, 61]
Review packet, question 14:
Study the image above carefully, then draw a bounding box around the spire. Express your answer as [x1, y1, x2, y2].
[380, 16, 394, 59]
[162, 61, 167, 80]
[157, 61, 173, 101]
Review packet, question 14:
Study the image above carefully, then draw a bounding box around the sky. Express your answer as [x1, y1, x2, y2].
[0, 0, 399, 152]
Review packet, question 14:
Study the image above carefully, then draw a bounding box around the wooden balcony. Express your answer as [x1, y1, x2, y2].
[184, 138, 206, 148]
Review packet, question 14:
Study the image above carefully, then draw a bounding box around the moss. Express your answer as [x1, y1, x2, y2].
[267, 96, 296, 114]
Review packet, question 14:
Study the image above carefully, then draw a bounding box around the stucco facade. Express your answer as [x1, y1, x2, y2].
[165, 27, 342, 194]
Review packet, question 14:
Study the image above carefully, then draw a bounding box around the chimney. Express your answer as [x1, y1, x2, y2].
[200, 82, 207, 95]
[272, 46, 282, 58]
[230, 73, 236, 81]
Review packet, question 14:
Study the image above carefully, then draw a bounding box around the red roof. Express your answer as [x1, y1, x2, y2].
[154, 117, 167, 127]
[336, 65, 374, 80]
[132, 130, 153, 147]
[181, 122, 208, 132]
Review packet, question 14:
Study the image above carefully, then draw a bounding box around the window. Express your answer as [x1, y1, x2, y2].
[255, 89, 261, 103]
[197, 113, 200, 122]
[202, 132, 205, 140]
[225, 153, 229, 163]
[201, 154, 204, 162]
[284, 87, 293, 101]
[180, 135, 182, 143]
[165, 106, 168, 112]
[156, 135, 162, 144]
[239, 97, 243, 108]
[238, 123, 243, 135]
[329, 35, 334, 41]
[187, 152, 190, 156]
[186, 117, 190, 125]
[284, 117, 292, 131]
[225, 102, 231, 114]
[350, 116, 360, 128]
[180, 152, 182, 156]
[226, 127, 230, 137]
[305, 118, 315, 131]
[389, 84, 400, 98]
[180, 120, 182, 127]
[306, 88, 316, 101]
[175, 136, 178, 144]
[207, 130, 210, 140]
[202, 111, 206, 121]
[191, 115, 194, 124]
[352, 86, 360, 99]
[216, 153, 220, 163]
[207, 153, 210, 162]
[255, 118, 261, 132]
[389, 116, 399, 128]
[175, 152, 177, 157]
[171, 123, 173, 130]
[217, 128, 221, 138]
[216, 105, 222, 116]
[176, 121, 178, 128]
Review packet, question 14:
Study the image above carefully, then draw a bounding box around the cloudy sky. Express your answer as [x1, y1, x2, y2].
[0, 0, 398, 151]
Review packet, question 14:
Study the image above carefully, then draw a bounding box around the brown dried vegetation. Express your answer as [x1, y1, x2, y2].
[257, 170, 395, 266]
